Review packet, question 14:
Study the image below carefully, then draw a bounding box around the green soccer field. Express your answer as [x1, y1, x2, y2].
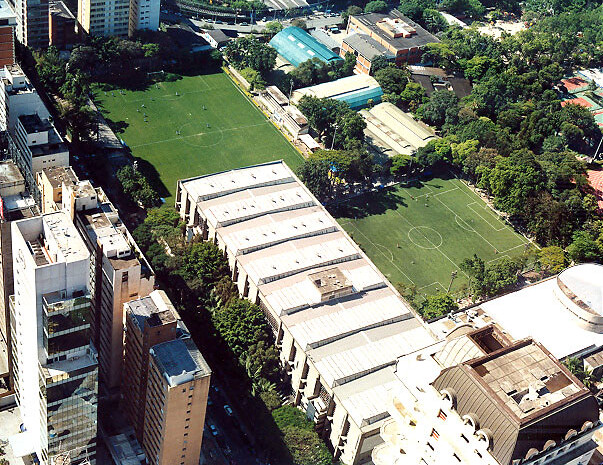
[332, 173, 534, 299]
[94, 72, 303, 202]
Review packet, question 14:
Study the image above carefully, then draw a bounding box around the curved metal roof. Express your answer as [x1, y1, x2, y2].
[269, 26, 343, 67]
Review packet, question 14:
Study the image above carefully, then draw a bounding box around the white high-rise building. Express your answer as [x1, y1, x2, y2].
[10, 211, 98, 465]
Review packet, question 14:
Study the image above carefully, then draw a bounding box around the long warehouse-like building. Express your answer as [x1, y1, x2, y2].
[176, 161, 435, 464]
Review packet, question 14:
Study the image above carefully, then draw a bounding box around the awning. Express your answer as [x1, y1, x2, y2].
[299, 134, 320, 150]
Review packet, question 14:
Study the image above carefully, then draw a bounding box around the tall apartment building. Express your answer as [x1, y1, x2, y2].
[145, 337, 209, 465]
[10, 211, 97, 465]
[123, 290, 210, 465]
[0, 65, 53, 197]
[373, 326, 601, 465]
[78, 0, 158, 38]
[0, 64, 50, 134]
[0, 0, 16, 67]
[49, 0, 77, 48]
[0, 160, 38, 402]
[9, 0, 49, 47]
[128, 0, 159, 35]
[63, 175, 155, 391]
[14, 113, 69, 174]
[36, 165, 79, 214]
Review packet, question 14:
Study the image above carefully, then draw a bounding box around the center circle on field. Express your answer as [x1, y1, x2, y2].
[177, 121, 224, 148]
[407, 226, 443, 250]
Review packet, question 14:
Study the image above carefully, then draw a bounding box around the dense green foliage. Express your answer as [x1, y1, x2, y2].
[460, 254, 523, 298]
[224, 36, 277, 77]
[297, 96, 366, 149]
[410, 9, 603, 253]
[280, 55, 356, 91]
[420, 293, 459, 319]
[272, 406, 332, 465]
[116, 165, 160, 208]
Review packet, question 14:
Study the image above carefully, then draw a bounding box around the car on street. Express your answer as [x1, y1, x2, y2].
[209, 424, 219, 436]
[224, 404, 233, 416]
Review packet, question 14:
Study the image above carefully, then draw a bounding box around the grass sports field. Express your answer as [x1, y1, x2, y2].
[332, 173, 533, 299]
[94, 72, 303, 201]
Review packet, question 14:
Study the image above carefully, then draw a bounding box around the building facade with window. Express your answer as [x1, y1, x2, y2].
[0, 160, 38, 402]
[343, 10, 438, 73]
[10, 211, 97, 464]
[373, 326, 601, 465]
[121, 290, 210, 465]
[65, 179, 155, 393]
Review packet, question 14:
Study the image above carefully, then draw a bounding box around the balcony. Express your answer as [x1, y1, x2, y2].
[43, 291, 90, 315]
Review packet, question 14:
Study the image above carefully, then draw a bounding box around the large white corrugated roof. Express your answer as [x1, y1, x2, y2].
[264, 264, 385, 316]
[222, 210, 336, 256]
[180, 162, 293, 203]
[315, 326, 432, 388]
[205, 186, 314, 229]
[336, 369, 402, 427]
[289, 294, 411, 350]
[245, 237, 360, 285]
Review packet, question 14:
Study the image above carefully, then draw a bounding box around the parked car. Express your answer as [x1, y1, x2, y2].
[209, 424, 219, 436]
[224, 404, 233, 416]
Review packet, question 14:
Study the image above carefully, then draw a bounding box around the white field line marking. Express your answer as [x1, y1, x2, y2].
[342, 221, 417, 285]
[466, 201, 506, 231]
[390, 205, 468, 279]
[129, 122, 270, 148]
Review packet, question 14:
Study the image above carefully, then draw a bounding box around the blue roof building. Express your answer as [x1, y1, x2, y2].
[269, 26, 343, 67]
[291, 74, 384, 110]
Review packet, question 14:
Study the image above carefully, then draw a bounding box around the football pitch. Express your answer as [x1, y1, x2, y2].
[94, 72, 303, 202]
[333, 173, 534, 299]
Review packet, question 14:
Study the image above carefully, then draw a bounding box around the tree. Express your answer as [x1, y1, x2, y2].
[245, 340, 281, 382]
[417, 90, 460, 128]
[168, 240, 230, 296]
[538, 246, 567, 274]
[288, 58, 331, 88]
[342, 51, 357, 76]
[116, 165, 160, 208]
[342, 4, 362, 23]
[422, 9, 448, 33]
[443, 0, 485, 17]
[211, 298, 270, 358]
[399, 82, 426, 111]
[485, 150, 546, 215]
[461, 254, 521, 298]
[369, 55, 390, 74]
[567, 230, 600, 263]
[420, 293, 459, 320]
[272, 406, 332, 465]
[265, 20, 283, 35]
[364, 0, 388, 13]
[296, 158, 332, 201]
[35, 46, 66, 93]
[564, 357, 597, 390]
[390, 154, 414, 177]
[374, 66, 409, 96]
[398, 0, 436, 20]
[224, 36, 277, 76]
[239, 67, 266, 90]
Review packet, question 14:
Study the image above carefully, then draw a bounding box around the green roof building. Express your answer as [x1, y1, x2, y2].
[269, 26, 343, 67]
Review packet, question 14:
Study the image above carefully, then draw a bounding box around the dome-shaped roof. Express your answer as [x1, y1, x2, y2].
[557, 264, 603, 316]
